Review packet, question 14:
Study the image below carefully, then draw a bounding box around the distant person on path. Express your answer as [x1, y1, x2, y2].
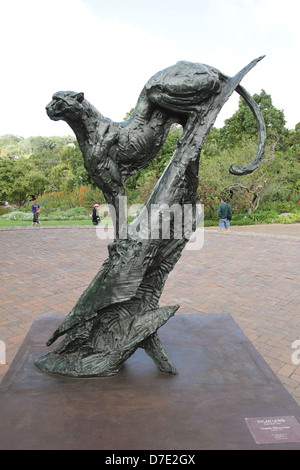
[32, 197, 42, 226]
[218, 197, 232, 231]
[92, 203, 100, 225]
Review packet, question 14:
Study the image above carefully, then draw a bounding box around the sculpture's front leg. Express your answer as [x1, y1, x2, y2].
[141, 333, 178, 375]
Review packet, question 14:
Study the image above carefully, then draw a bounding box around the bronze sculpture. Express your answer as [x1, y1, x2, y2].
[35, 57, 266, 377]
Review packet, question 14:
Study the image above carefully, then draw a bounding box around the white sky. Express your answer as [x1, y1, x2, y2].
[0, 0, 299, 137]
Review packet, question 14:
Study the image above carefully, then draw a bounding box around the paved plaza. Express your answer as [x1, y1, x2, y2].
[1, 224, 300, 405]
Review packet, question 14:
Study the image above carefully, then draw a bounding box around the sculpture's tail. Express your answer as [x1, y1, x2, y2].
[228, 82, 266, 176]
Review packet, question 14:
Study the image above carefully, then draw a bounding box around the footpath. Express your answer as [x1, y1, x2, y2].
[0, 223, 300, 405]
[206, 222, 300, 238]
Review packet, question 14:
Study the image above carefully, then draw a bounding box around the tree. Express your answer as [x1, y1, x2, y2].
[0, 135, 25, 159]
[59, 142, 91, 186]
[0, 158, 47, 206]
[289, 122, 300, 146]
[287, 122, 300, 163]
[47, 164, 74, 192]
[197, 135, 297, 216]
[28, 140, 91, 191]
[196, 90, 298, 215]
[219, 90, 288, 150]
[0, 134, 76, 159]
[125, 126, 182, 203]
[228, 141, 279, 214]
[201, 127, 221, 158]
[29, 149, 61, 177]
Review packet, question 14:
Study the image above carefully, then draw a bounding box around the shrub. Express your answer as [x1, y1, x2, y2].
[248, 210, 279, 224]
[48, 208, 90, 220]
[275, 201, 295, 213]
[2, 211, 32, 220]
[37, 186, 105, 212]
[276, 213, 300, 224]
[0, 206, 11, 217]
[231, 215, 256, 226]
[64, 207, 89, 218]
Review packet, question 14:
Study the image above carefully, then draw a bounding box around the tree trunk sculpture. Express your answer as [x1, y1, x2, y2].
[35, 57, 266, 377]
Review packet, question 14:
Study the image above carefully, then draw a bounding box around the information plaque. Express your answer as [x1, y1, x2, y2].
[245, 416, 300, 445]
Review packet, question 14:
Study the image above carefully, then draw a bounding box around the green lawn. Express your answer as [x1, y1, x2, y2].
[0, 219, 90, 227]
[0, 218, 114, 227]
[1, 210, 299, 228]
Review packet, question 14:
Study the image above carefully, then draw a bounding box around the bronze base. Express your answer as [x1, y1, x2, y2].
[1, 313, 300, 450]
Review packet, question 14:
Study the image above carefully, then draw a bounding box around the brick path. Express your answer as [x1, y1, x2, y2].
[1, 225, 300, 405]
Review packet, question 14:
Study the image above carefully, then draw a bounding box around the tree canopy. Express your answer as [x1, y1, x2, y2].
[219, 90, 289, 150]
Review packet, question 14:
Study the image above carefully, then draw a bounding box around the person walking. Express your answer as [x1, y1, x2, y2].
[32, 197, 42, 226]
[218, 197, 232, 231]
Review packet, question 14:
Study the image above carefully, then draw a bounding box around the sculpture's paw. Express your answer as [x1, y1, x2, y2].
[34, 350, 122, 378]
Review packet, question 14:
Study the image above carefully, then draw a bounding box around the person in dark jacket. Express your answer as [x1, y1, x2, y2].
[92, 203, 100, 225]
[218, 197, 232, 231]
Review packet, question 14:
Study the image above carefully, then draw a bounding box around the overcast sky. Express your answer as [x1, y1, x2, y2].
[0, 0, 299, 137]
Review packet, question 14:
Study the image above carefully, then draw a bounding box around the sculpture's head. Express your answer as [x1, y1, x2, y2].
[46, 91, 85, 122]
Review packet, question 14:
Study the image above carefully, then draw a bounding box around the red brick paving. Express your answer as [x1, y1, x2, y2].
[0, 225, 300, 405]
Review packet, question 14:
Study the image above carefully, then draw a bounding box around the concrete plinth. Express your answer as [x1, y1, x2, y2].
[1, 313, 300, 450]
